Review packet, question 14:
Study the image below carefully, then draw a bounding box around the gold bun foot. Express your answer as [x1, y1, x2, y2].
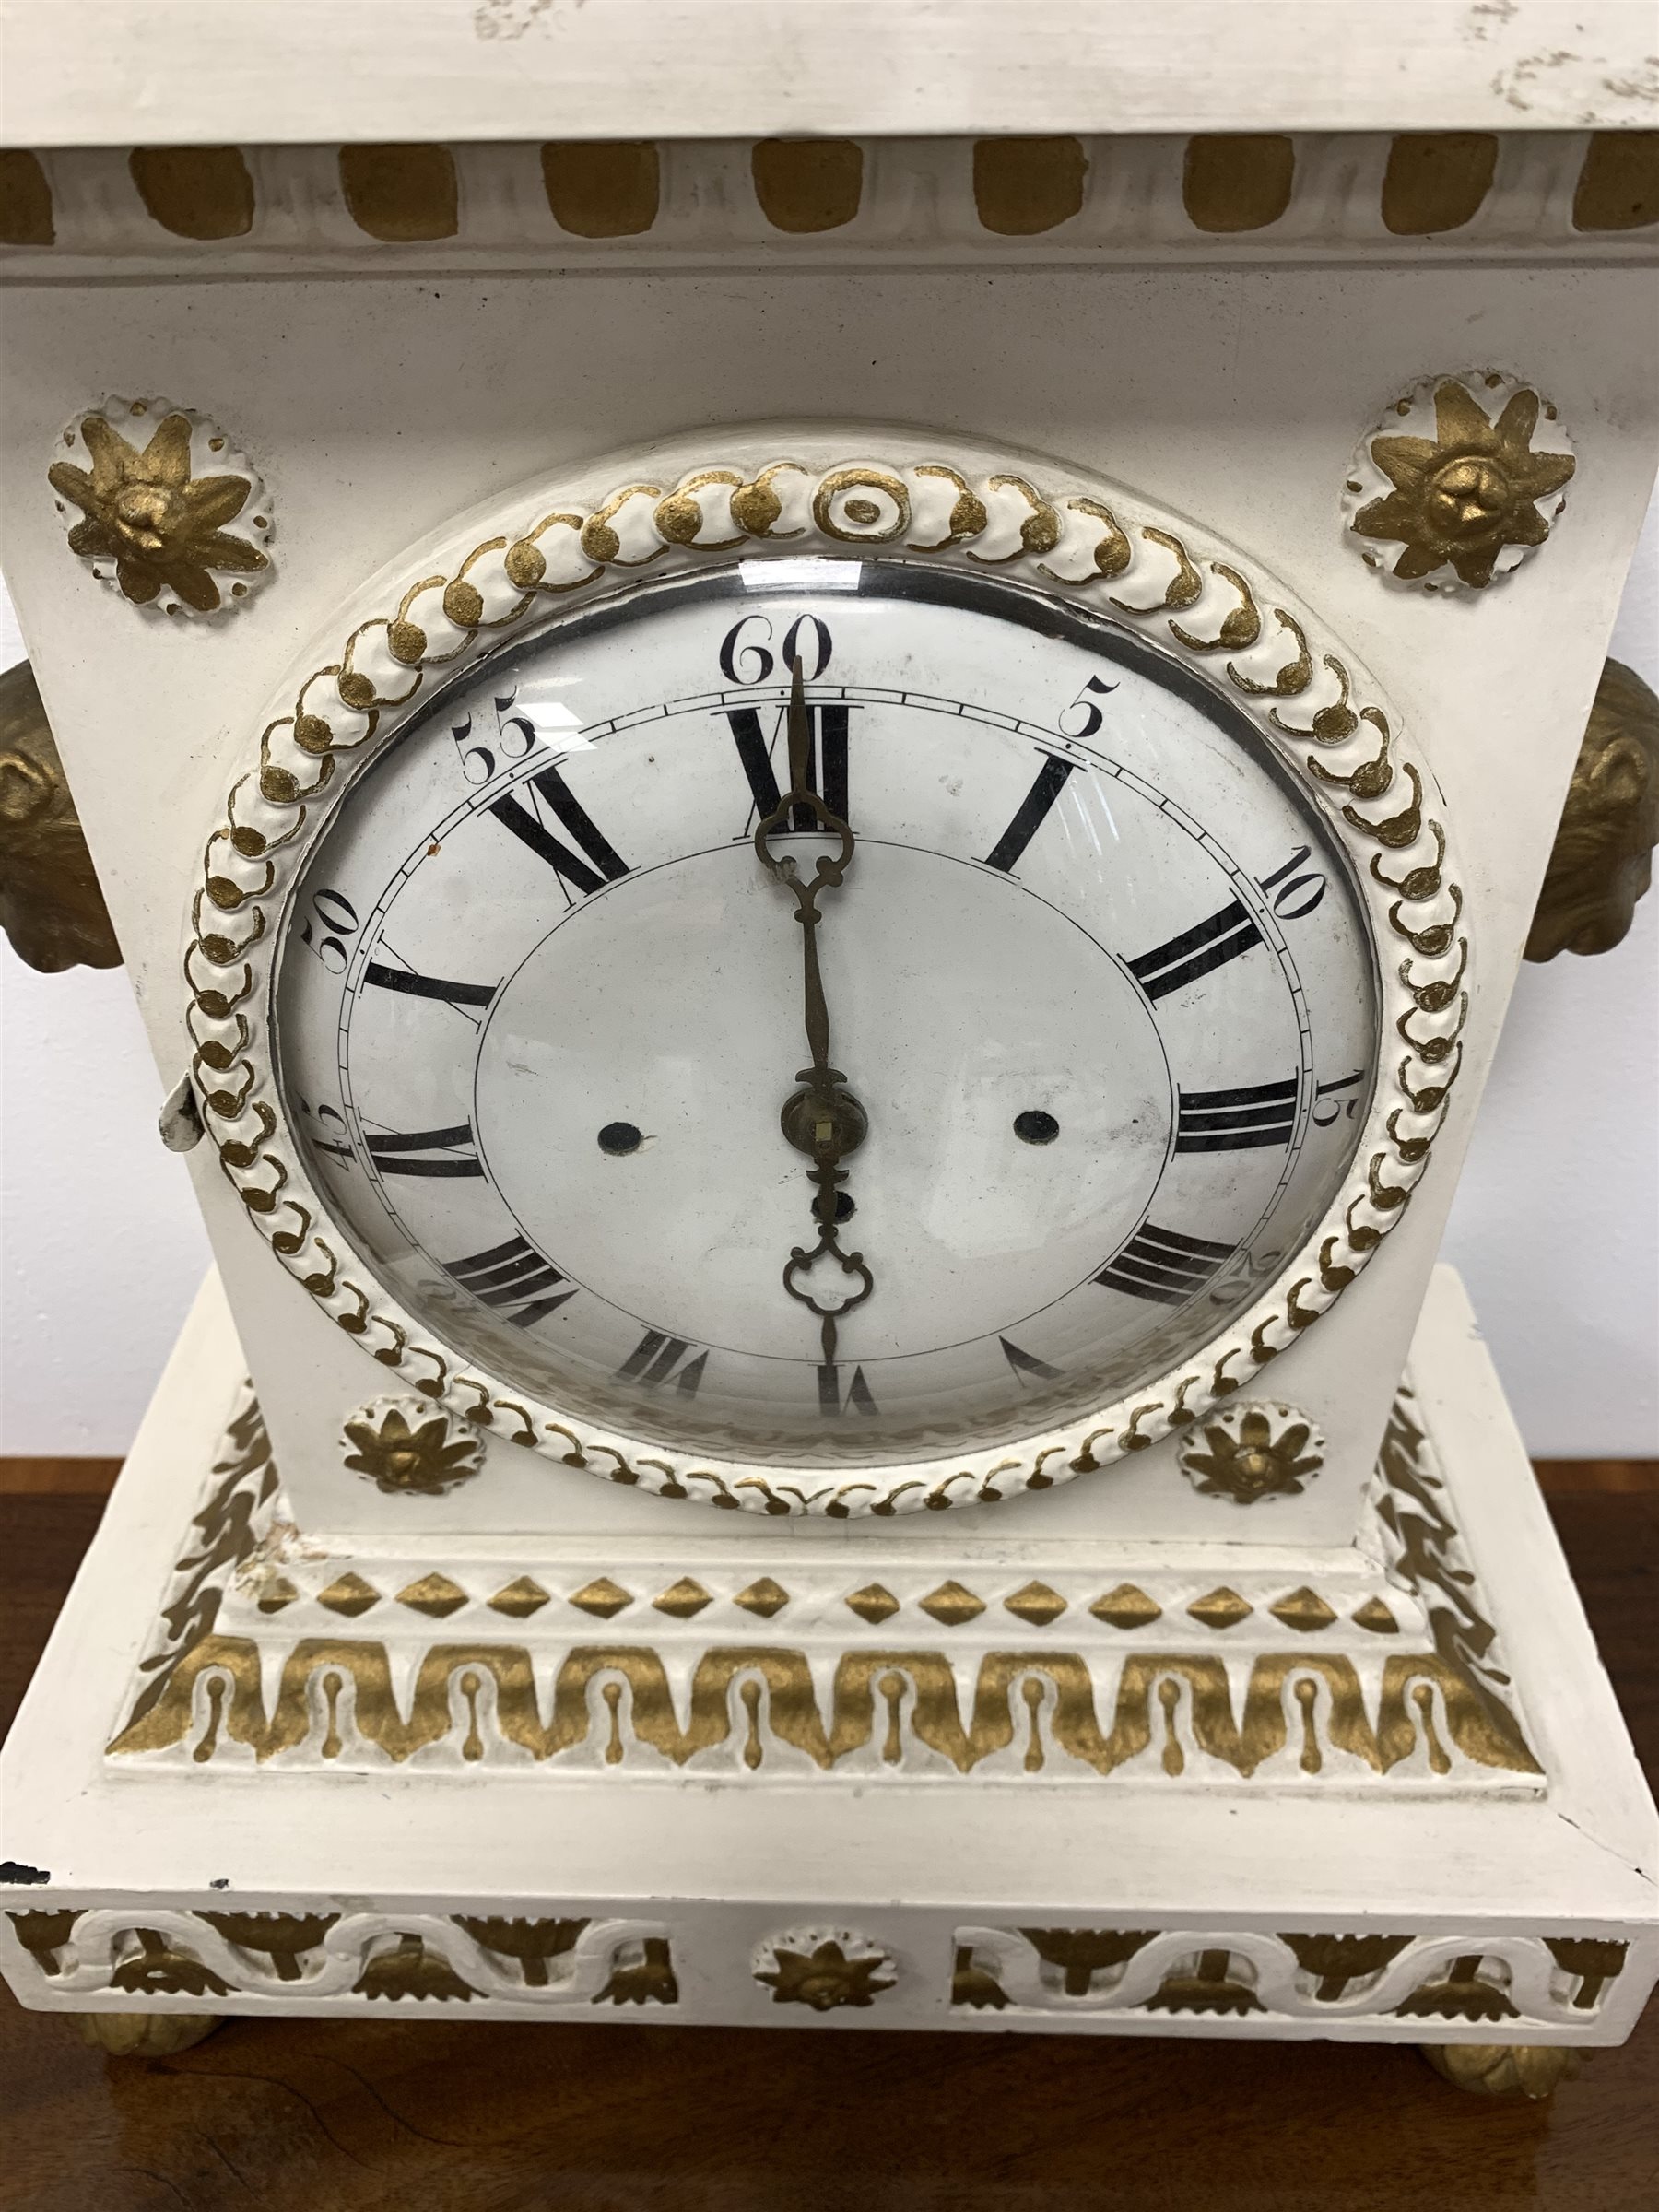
[76, 2011, 222, 2057]
[1421, 2042, 1585, 2099]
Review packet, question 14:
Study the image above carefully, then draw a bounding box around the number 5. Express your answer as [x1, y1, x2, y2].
[1059, 674, 1118, 741]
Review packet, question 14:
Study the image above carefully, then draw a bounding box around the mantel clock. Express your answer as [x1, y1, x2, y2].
[1, 0, 1656, 2096]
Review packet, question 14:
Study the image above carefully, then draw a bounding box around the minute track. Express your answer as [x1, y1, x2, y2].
[277, 559, 1377, 1471]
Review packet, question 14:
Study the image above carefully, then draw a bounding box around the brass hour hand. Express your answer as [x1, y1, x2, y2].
[755, 656, 873, 1366]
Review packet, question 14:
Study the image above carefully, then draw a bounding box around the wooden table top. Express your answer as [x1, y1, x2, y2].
[3, 1459, 1655, 2212]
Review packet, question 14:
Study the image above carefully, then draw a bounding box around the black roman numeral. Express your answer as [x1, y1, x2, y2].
[726, 701, 851, 829]
[363, 963, 498, 1012]
[982, 752, 1080, 873]
[488, 764, 629, 900]
[818, 1363, 878, 1417]
[364, 1123, 485, 1178]
[444, 1235, 574, 1329]
[1175, 1078, 1299, 1152]
[999, 1337, 1063, 1387]
[1097, 1224, 1234, 1307]
[617, 1331, 708, 1396]
[1128, 900, 1263, 1002]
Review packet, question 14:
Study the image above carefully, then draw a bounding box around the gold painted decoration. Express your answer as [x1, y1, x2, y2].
[128, 147, 254, 241]
[971, 137, 1087, 235]
[396, 1572, 469, 1619]
[0, 148, 53, 245]
[595, 1936, 678, 2006]
[1525, 657, 1659, 961]
[948, 1925, 1626, 2029]
[110, 1623, 1540, 1783]
[4, 135, 1651, 265]
[105, 1387, 1537, 1791]
[12, 1907, 679, 2013]
[1003, 1582, 1067, 1627]
[454, 1915, 586, 1985]
[109, 1929, 231, 1999]
[191, 442, 1468, 1518]
[1088, 1585, 1161, 1630]
[1380, 134, 1496, 236]
[1346, 372, 1574, 592]
[1019, 1927, 1156, 1996]
[198, 1911, 338, 1981]
[918, 1580, 986, 1628]
[750, 139, 863, 233]
[0, 659, 122, 972]
[355, 1933, 478, 2002]
[1182, 135, 1295, 233]
[342, 1396, 483, 1497]
[570, 1576, 633, 1619]
[488, 1575, 551, 1618]
[1186, 1588, 1253, 1630]
[844, 1583, 900, 1625]
[1395, 1952, 1517, 2022]
[1178, 1402, 1324, 1505]
[653, 1577, 713, 1620]
[540, 141, 659, 239]
[734, 1577, 790, 1620]
[1281, 1933, 1413, 1999]
[338, 144, 458, 241]
[1268, 1588, 1338, 1634]
[316, 1572, 381, 1619]
[754, 1930, 896, 2011]
[48, 397, 271, 617]
[6, 1909, 83, 1975]
[22, 1903, 1622, 2040]
[1422, 2044, 1584, 2099]
[1572, 130, 1659, 232]
[1146, 1949, 1263, 2016]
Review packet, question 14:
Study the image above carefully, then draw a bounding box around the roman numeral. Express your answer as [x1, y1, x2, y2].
[363, 962, 498, 1012]
[1128, 900, 1263, 1002]
[818, 1363, 878, 1417]
[725, 701, 850, 829]
[617, 1331, 708, 1396]
[488, 764, 629, 899]
[982, 752, 1080, 873]
[1097, 1223, 1234, 1307]
[999, 1337, 1063, 1387]
[1175, 1077, 1299, 1152]
[364, 1123, 485, 1178]
[444, 1234, 574, 1329]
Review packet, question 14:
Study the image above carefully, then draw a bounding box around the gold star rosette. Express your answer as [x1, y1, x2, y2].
[1346, 371, 1574, 593]
[753, 1930, 898, 2012]
[1177, 1401, 1326, 1507]
[48, 395, 273, 617]
[341, 1397, 484, 1497]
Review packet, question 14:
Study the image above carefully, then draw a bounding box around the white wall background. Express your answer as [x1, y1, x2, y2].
[2, 508, 1656, 1459]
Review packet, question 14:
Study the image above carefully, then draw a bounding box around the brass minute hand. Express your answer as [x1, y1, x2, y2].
[754, 656, 874, 1369]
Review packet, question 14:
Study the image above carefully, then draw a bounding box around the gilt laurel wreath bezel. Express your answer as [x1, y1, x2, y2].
[186, 427, 1470, 1518]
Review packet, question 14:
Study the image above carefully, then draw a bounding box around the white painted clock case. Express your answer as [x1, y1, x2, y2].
[0, 262, 1651, 1551]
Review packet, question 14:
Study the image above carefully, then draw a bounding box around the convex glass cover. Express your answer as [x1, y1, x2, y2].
[276, 562, 1379, 1465]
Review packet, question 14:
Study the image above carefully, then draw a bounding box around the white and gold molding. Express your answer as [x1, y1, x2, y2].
[2, 134, 1654, 278]
[104, 1386, 1538, 1791]
[2, 1905, 1636, 2039]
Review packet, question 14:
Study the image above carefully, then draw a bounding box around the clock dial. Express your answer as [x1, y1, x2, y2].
[275, 561, 1379, 1466]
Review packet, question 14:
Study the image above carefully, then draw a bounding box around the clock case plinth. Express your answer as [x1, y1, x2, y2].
[3, 1264, 1653, 2044]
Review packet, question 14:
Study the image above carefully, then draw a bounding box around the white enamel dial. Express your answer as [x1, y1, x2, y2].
[275, 560, 1380, 1466]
